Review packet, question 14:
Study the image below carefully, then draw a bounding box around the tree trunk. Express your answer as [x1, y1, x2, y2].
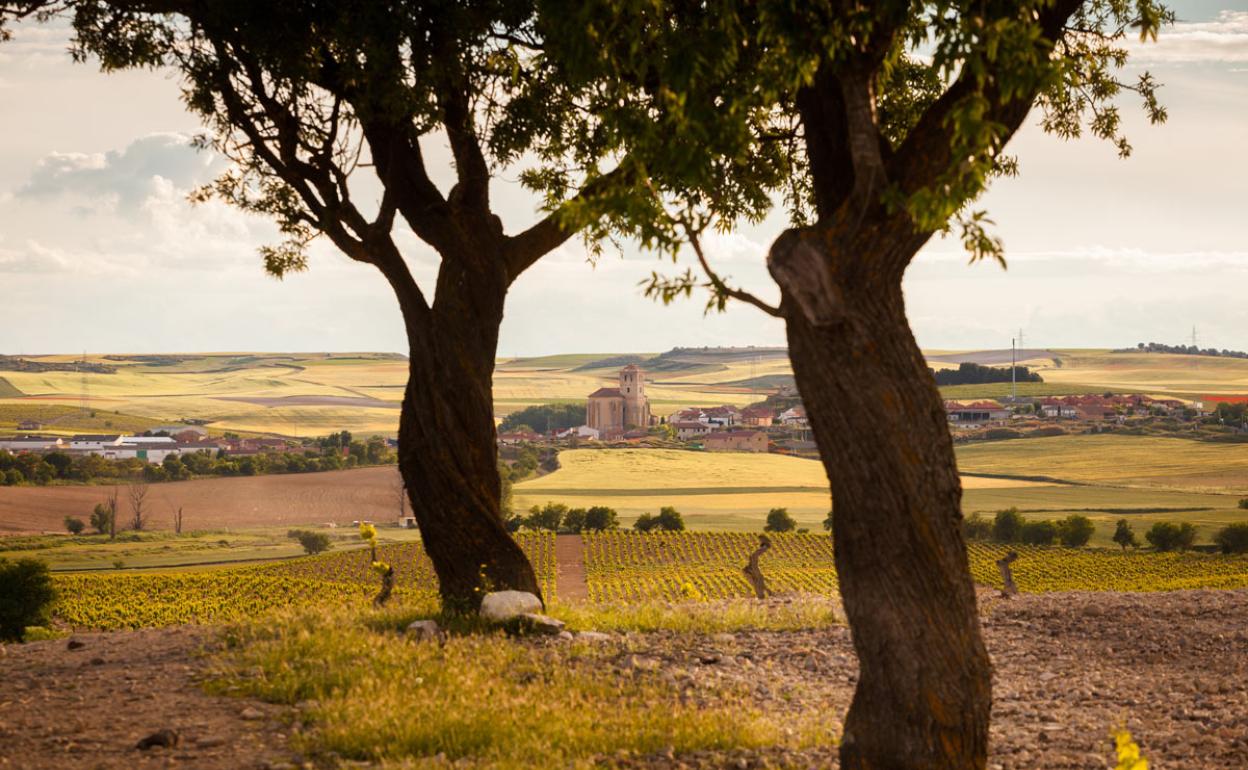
[775, 235, 991, 770]
[397, 262, 541, 611]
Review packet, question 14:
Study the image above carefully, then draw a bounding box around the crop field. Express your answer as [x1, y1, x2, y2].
[956, 435, 1248, 493]
[515, 448, 1045, 531]
[51, 533, 555, 630]
[1036, 350, 1248, 395]
[45, 531, 1248, 630]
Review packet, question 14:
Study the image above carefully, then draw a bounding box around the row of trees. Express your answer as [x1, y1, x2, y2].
[2, 0, 1171, 765]
[1133, 342, 1248, 359]
[0, 435, 394, 487]
[507, 502, 621, 533]
[964, 509, 1096, 547]
[932, 363, 1044, 387]
[499, 404, 587, 434]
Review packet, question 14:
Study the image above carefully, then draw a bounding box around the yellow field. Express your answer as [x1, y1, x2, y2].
[5, 348, 1248, 437]
[957, 434, 1248, 494]
[514, 448, 1051, 530]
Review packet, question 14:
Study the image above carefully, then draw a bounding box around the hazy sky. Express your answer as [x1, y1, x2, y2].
[1, 3, 1245, 356]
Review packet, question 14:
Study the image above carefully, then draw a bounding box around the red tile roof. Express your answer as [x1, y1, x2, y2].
[588, 387, 623, 398]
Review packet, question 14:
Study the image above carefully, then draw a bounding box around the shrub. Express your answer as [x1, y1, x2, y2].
[63, 516, 86, 535]
[992, 508, 1024, 543]
[89, 503, 114, 535]
[763, 508, 796, 533]
[822, 510, 834, 533]
[1145, 521, 1196, 552]
[560, 508, 587, 534]
[962, 513, 993, 542]
[1239, 498, 1248, 510]
[633, 513, 658, 532]
[288, 529, 332, 555]
[0, 558, 56, 642]
[583, 506, 619, 532]
[656, 506, 685, 532]
[985, 428, 1022, 440]
[1213, 523, 1248, 554]
[1112, 519, 1139, 550]
[1057, 515, 1095, 548]
[525, 503, 566, 532]
[1019, 520, 1057, 545]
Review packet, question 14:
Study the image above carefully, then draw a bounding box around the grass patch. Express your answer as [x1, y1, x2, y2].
[207, 605, 831, 768]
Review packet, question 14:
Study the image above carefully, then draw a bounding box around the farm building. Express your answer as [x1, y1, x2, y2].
[672, 420, 710, 440]
[16, 420, 43, 431]
[703, 430, 768, 453]
[739, 407, 775, 427]
[0, 435, 65, 453]
[944, 401, 1011, 423]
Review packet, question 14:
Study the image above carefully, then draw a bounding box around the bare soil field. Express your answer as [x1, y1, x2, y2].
[1, 590, 1243, 769]
[0, 466, 402, 533]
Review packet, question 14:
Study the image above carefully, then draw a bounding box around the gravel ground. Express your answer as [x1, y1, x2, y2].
[1, 589, 1244, 769]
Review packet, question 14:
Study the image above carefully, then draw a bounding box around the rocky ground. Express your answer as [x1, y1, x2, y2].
[2, 589, 1245, 769]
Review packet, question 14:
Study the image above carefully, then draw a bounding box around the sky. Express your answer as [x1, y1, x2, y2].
[0, 3, 1245, 357]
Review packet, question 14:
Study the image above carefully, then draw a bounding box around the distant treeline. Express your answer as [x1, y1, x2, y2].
[1123, 342, 1248, 359]
[499, 403, 586, 433]
[932, 362, 1043, 386]
[0, 434, 395, 487]
[0, 355, 117, 374]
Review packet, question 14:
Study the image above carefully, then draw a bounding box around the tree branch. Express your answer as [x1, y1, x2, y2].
[685, 222, 781, 319]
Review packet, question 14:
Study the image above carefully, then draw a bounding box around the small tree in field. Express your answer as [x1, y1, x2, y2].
[288, 529, 332, 556]
[656, 506, 685, 532]
[764, 507, 796, 533]
[633, 513, 658, 532]
[1113, 519, 1140, 550]
[63, 516, 85, 535]
[822, 510, 834, 533]
[128, 481, 149, 531]
[1057, 515, 1096, 548]
[1145, 521, 1196, 552]
[584, 506, 619, 532]
[993, 508, 1026, 544]
[1213, 523, 1248, 555]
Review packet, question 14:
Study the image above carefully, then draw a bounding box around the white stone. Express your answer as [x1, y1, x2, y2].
[479, 590, 543, 622]
[404, 619, 443, 641]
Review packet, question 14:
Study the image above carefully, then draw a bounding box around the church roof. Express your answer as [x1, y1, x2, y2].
[588, 387, 623, 398]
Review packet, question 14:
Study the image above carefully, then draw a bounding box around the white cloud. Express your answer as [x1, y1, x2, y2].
[17, 133, 221, 212]
[1129, 10, 1248, 64]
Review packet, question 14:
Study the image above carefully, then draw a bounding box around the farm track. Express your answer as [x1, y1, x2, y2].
[555, 534, 589, 602]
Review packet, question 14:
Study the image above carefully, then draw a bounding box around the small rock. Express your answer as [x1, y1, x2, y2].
[505, 613, 565, 636]
[240, 706, 265, 721]
[576, 631, 613, 642]
[479, 590, 542, 622]
[67, 639, 85, 651]
[135, 729, 179, 750]
[404, 619, 443, 641]
[557, 630, 574, 641]
[89, 657, 105, 666]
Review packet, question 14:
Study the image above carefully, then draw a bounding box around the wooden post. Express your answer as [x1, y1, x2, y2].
[996, 550, 1019, 597]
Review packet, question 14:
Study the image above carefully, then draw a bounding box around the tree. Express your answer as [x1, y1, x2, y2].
[561, 507, 587, 534]
[1057, 515, 1096, 548]
[633, 513, 658, 532]
[172, 505, 185, 535]
[63, 516, 85, 535]
[1145, 521, 1196, 552]
[128, 481, 150, 531]
[656, 506, 686, 531]
[544, 2, 1169, 764]
[9, 1, 636, 610]
[764, 507, 796, 533]
[1112, 519, 1139, 550]
[89, 503, 113, 536]
[992, 508, 1025, 544]
[822, 510, 834, 533]
[525, 503, 567, 532]
[1019, 520, 1057, 546]
[289, 529, 332, 555]
[1213, 523, 1248, 555]
[0, 557, 56, 642]
[584, 506, 619, 531]
[962, 513, 993, 542]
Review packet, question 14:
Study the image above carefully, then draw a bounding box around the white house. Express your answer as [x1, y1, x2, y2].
[67, 434, 127, 451]
[779, 406, 809, 427]
[556, 425, 600, 440]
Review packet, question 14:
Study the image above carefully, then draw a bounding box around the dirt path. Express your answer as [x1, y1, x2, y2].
[555, 534, 589, 602]
[0, 626, 298, 770]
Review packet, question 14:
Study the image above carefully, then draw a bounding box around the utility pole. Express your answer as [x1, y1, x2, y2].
[1011, 337, 1017, 402]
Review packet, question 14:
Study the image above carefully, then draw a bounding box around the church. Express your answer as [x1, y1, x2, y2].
[586, 365, 652, 439]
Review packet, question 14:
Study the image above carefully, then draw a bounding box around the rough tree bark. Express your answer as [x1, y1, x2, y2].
[770, 228, 991, 770]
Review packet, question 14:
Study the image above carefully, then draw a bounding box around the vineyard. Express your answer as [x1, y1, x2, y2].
[51, 533, 555, 630]
[46, 531, 1248, 630]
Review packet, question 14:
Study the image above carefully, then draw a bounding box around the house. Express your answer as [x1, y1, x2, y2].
[497, 431, 543, 445]
[16, 420, 43, 431]
[778, 406, 809, 428]
[1038, 398, 1078, 418]
[587, 365, 651, 439]
[672, 420, 710, 440]
[944, 401, 1010, 423]
[669, 407, 708, 424]
[739, 407, 775, 427]
[556, 425, 600, 440]
[702, 405, 741, 428]
[703, 430, 769, 453]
